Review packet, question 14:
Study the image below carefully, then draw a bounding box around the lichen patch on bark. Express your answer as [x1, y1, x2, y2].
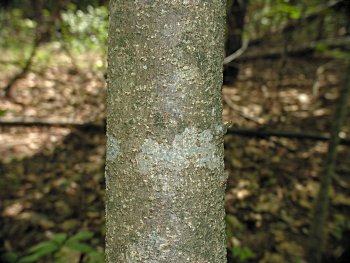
[106, 135, 120, 161]
[136, 127, 220, 174]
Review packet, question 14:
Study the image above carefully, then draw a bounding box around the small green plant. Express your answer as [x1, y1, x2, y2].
[17, 231, 104, 263]
[232, 246, 256, 263]
[331, 214, 350, 241]
[226, 215, 255, 262]
[0, 109, 7, 117]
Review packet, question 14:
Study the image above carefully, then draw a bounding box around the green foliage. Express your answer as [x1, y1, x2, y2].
[60, 5, 108, 54]
[232, 246, 256, 262]
[226, 215, 256, 262]
[0, 252, 19, 263]
[0, 4, 108, 62]
[0, 9, 36, 50]
[17, 231, 104, 263]
[329, 50, 350, 62]
[273, 2, 302, 20]
[315, 43, 350, 62]
[226, 214, 244, 231]
[0, 109, 8, 117]
[331, 214, 350, 241]
[293, 257, 306, 263]
[245, 0, 348, 42]
[245, 0, 303, 38]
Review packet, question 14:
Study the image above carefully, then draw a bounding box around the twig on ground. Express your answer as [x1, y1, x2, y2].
[223, 95, 262, 124]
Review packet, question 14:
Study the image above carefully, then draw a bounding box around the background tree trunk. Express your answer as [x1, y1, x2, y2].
[106, 1, 227, 262]
[223, 0, 249, 86]
[306, 63, 350, 263]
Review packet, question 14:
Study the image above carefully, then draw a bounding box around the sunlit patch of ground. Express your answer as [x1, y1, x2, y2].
[0, 127, 70, 162]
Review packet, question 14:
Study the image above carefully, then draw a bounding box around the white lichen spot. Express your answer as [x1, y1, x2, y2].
[215, 123, 224, 135]
[126, 225, 181, 262]
[106, 135, 120, 161]
[136, 127, 220, 174]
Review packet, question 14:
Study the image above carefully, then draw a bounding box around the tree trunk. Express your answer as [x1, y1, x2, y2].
[223, 0, 249, 85]
[105, 1, 227, 263]
[306, 64, 350, 263]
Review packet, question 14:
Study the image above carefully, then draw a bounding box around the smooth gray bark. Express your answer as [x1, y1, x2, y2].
[105, 1, 226, 263]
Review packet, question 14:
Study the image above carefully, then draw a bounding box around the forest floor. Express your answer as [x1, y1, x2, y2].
[0, 46, 350, 263]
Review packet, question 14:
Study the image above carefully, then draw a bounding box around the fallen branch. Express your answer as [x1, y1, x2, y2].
[1, 116, 350, 146]
[236, 36, 350, 61]
[0, 116, 105, 131]
[226, 127, 350, 146]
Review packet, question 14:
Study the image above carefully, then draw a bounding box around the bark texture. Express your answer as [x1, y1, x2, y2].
[105, 1, 226, 262]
